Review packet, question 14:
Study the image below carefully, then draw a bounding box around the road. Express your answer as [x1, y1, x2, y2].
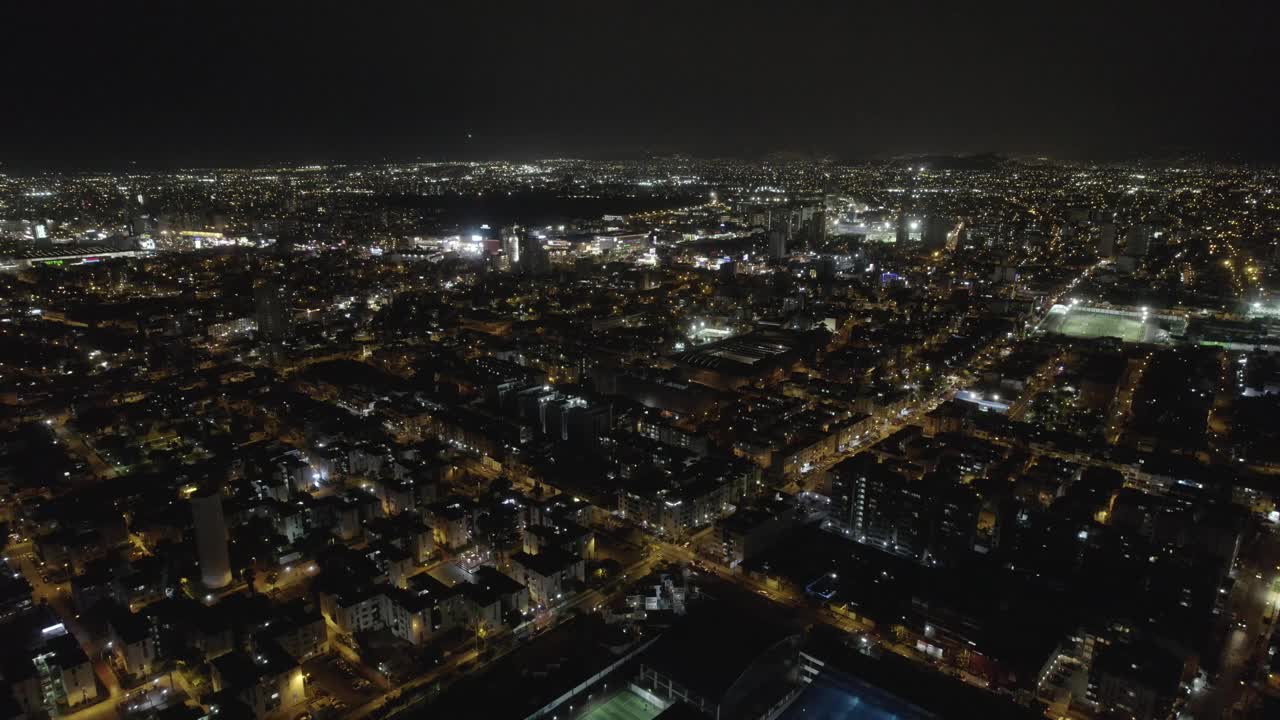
[46, 417, 118, 481]
[0, 546, 195, 720]
[1005, 351, 1066, 422]
[652, 531, 1011, 694]
[804, 263, 1101, 483]
[18, 552, 120, 693]
[1184, 528, 1280, 719]
[253, 560, 322, 596]
[1105, 353, 1149, 446]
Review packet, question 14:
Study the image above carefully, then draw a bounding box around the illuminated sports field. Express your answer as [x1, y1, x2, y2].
[580, 690, 663, 720]
[1040, 305, 1154, 343]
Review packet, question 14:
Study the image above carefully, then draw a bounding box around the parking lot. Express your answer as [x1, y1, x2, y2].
[302, 655, 378, 712]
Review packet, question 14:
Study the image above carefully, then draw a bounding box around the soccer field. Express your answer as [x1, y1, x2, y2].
[1041, 306, 1150, 343]
[1057, 310, 1147, 342]
[581, 690, 663, 720]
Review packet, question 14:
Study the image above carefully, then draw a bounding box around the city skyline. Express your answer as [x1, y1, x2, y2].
[3, 3, 1280, 720]
[3, 154, 1280, 719]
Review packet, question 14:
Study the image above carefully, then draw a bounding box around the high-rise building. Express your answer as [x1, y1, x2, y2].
[922, 215, 953, 251]
[254, 281, 293, 340]
[129, 215, 152, 237]
[768, 228, 788, 259]
[191, 487, 232, 589]
[1096, 222, 1117, 258]
[519, 236, 551, 276]
[1124, 224, 1152, 258]
[502, 224, 523, 268]
[805, 208, 827, 249]
[767, 205, 825, 257]
[830, 458, 977, 565]
[767, 207, 794, 259]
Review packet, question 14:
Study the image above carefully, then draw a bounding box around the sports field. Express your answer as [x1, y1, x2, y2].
[1040, 305, 1151, 343]
[580, 690, 663, 720]
[1057, 310, 1147, 342]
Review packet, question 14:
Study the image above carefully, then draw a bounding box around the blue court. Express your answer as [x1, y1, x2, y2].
[779, 674, 936, 720]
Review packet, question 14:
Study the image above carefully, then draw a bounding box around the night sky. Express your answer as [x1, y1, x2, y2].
[2, 1, 1276, 169]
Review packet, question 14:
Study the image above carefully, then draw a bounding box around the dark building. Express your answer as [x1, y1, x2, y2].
[636, 605, 802, 720]
[254, 281, 293, 341]
[922, 215, 953, 251]
[1087, 637, 1184, 720]
[830, 458, 978, 565]
[518, 235, 551, 276]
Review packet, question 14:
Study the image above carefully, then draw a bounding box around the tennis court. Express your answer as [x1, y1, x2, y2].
[580, 690, 663, 720]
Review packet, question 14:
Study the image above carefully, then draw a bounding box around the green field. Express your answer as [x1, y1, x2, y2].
[1058, 311, 1147, 342]
[580, 690, 663, 720]
[1042, 306, 1150, 343]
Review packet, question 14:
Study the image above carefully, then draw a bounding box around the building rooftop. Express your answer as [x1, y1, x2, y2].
[640, 604, 798, 704]
[512, 547, 580, 578]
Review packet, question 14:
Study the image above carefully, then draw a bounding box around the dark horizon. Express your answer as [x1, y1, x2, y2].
[4, 148, 1275, 176]
[1, 1, 1277, 170]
